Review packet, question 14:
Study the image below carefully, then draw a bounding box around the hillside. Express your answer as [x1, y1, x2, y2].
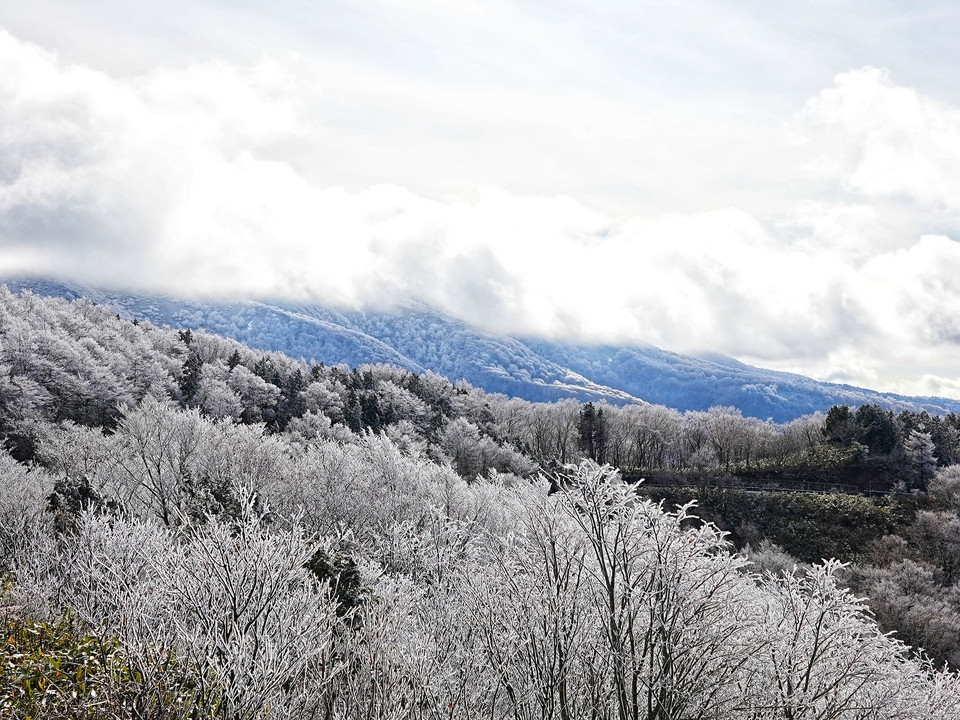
[522, 341, 960, 421]
[8, 277, 960, 421]
[2, 287, 960, 717]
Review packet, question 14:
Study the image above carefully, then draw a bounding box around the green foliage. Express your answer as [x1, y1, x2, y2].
[639, 486, 914, 564]
[824, 404, 855, 445]
[0, 610, 202, 720]
[855, 404, 898, 455]
[795, 441, 868, 468]
[1, 612, 109, 718]
[818, 403, 960, 478]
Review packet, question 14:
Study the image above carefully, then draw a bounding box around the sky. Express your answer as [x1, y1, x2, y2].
[3, 1, 960, 398]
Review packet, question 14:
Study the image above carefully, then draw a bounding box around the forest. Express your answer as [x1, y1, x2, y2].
[4, 286, 960, 718]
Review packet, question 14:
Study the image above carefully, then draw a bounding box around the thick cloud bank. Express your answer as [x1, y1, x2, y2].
[3, 30, 960, 397]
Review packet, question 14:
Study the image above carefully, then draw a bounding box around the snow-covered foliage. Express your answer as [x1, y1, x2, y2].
[6, 286, 960, 717]
[6, 456, 960, 719]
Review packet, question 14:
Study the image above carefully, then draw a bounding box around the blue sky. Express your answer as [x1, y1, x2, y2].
[4, 1, 960, 397]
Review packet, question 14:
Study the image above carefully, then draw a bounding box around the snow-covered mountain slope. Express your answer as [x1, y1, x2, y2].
[6, 279, 640, 405]
[8, 277, 960, 421]
[520, 340, 960, 422]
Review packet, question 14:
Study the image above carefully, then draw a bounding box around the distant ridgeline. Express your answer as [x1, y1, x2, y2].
[6, 276, 960, 422]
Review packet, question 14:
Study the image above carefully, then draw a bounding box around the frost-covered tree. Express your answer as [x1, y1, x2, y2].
[905, 428, 937, 489]
[195, 362, 244, 420]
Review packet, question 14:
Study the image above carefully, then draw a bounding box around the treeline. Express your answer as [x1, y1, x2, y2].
[4, 287, 957, 492]
[818, 402, 960, 488]
[0, 288, 536, 480]
[566, 399, 960, 492]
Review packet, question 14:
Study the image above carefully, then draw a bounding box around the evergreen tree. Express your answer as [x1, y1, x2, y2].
[275, 369, 307, 431]
[227, 349, 242, 370]
[854, 404, 897, 455]
[824, 405, 855, 446]
[360, 392, 382, 433]
[179, 349, 203, 407]
[343, 388, 363, 433]
[578, 402, 607, 463]
[905, 428, 937, 489]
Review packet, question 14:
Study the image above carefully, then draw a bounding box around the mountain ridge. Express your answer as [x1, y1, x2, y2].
[6, 276, 960, 422]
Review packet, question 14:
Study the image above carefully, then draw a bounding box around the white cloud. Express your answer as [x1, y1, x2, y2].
[803, 67, 960, 210]
[5, 25, 960, 397]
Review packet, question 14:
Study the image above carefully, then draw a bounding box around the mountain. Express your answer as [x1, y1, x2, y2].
[4, 278, 640, 406]
[517, 341, 960, 421]
[7, 276, 960, 421]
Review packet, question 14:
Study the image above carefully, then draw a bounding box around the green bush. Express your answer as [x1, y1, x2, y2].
[1, 611, 126, 719]
[639, 486, 914, 564]
[0, 608, 207, 720]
